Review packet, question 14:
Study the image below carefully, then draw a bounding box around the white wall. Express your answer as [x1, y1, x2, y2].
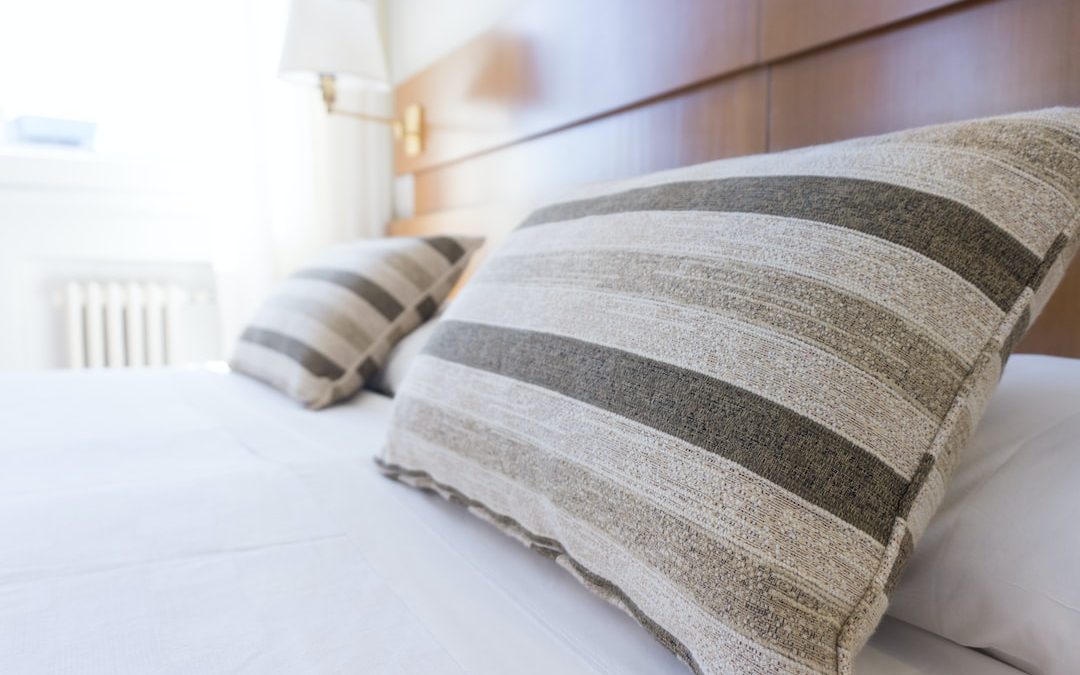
[388, 0, 527, 83]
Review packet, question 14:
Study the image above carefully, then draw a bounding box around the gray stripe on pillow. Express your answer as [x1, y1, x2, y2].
[294, 268, 406, 320]
[401, 353, 885, 601]
[476, 250, 968, 419]
[521, 175, 1037, 310]
[424, 319, 908, 543]
[240, 326, 345, 380]
[422, 236, 467, 263]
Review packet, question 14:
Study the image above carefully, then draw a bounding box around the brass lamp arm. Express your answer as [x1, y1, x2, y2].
[328, 108, 405, 139]
[327, 109, 397, 125]
[318, 73, 416, 147]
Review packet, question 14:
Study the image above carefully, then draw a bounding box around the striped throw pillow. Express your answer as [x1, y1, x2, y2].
[377, 108, 1080, 674]
[232, 236, 482, 408]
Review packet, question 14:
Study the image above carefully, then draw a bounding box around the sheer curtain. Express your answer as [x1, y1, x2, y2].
[223, 0, 393, 343]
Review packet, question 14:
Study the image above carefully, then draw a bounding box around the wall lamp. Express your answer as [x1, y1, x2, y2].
[278, 0, 424, 157]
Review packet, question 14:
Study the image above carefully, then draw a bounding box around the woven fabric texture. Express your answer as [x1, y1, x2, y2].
[378, 109, 1080, 674]
[232, 236, 482, 408]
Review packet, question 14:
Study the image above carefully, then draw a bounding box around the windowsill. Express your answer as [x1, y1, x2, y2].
[0, 145, 195, 194]
[0, 142, 96, 159]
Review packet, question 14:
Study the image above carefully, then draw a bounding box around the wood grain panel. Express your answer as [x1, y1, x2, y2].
[760, 0, 964, 60]
[1018, 259, 1080, 357]
[393, 0, 759, 175]
[768, 0, 1080, 151]
[412, 70, 767, 214]
[391, 0, 1080, 356]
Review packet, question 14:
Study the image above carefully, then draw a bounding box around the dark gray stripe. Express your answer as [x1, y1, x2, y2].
[422, 236, 466, 264]
[295, 268, 404, 321]
[416, 295, 439, 321]
[521, 175, 1038, 311]
[357, 355, 380, 381]
[424, 320, 907, 543]
[240, 327, 344, 380]
[477, 249, 966, 419]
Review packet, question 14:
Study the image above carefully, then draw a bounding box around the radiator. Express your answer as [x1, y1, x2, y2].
[63, 281, 204, 369]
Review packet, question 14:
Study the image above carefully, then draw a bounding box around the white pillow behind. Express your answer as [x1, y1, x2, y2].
[366, 312, 442, 397]
[888, 354, 1080, 675]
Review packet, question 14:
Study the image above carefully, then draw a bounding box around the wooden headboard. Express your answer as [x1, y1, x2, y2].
[389, 0, 1080, 357]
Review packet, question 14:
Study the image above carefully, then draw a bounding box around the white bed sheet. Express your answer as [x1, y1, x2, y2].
[0, 368, 1023, 675]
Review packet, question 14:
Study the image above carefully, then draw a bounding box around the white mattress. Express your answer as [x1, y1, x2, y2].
[0, 368, 1023, 675]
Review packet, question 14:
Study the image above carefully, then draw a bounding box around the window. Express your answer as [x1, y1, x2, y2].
[0, 0, 265, 161]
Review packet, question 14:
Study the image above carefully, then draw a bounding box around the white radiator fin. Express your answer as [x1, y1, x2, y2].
[65, 281, 189, 369]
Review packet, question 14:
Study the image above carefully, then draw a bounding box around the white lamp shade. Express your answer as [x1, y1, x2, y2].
[278, 0, 388, 89]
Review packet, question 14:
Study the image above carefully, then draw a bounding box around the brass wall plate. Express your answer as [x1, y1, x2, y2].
[401, 103, 424, 158]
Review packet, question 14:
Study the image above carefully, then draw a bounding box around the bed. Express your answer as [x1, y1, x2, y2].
[3, 1, 1078, 673]
[0, 364, 1039, 674]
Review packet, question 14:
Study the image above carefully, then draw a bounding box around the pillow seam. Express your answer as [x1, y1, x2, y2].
[834, 210, 1078, 674]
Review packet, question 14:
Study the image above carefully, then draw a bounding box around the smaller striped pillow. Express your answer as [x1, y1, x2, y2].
[231, 236, 482, 408]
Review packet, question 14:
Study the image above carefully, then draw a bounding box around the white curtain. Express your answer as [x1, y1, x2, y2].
[249, 0, 392, 275]
[217, 0, 394, 344]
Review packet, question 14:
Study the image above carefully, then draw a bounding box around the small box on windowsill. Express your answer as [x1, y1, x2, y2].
[10, 116, 96, 149]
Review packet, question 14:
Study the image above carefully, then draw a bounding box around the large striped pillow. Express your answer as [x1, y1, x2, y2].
[377, 108, 1080, 674]
[231, 236, 482, 408]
